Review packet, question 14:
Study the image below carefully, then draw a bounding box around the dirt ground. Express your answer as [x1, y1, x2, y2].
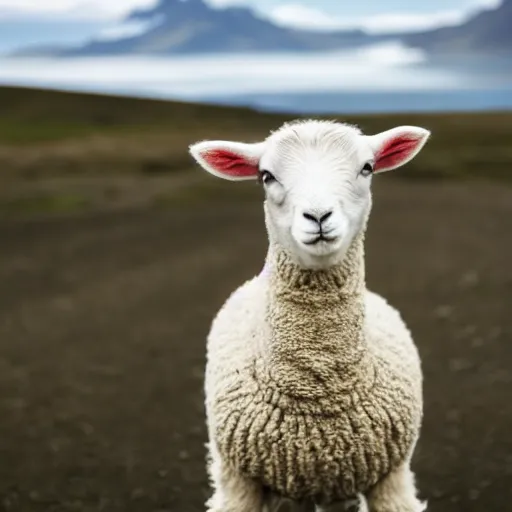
[0, 178, 511, 512]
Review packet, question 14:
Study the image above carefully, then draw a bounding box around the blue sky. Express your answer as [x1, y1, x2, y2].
[0, 0, 502, 52]
[211, 0, 499, 16]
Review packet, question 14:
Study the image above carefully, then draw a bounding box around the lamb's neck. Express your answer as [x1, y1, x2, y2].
[264, 234, 371, 400]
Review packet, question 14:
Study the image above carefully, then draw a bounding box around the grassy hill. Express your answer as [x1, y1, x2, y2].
[0, 85, 511, 216]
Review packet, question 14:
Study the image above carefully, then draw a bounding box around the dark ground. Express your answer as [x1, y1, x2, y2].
[0, 177, 510, 512]
[0, 85, 511, 512]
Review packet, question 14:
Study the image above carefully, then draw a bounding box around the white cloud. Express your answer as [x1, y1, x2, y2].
[0, 43, 462, 98]
[97, 20, 156, 41]
[476, 0, 501, 7]
[269, 1, 502, 34]
[0, 0, 158, 21]
[269, 5, 347, 32]
[360, 12, 468, 33]
[206, 0, 246, 7]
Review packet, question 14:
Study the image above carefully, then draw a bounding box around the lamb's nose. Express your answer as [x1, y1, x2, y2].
[303, 210, 333, 225]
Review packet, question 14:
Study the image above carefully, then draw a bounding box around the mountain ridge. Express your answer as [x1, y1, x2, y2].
[10, 0, 385, 57]
[10, 0, 512, 57]
[404, 0, 512, 54]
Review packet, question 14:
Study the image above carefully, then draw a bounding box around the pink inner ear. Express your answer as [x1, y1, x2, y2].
[203, 149, 258, 178]
[374, 135, 422, 172]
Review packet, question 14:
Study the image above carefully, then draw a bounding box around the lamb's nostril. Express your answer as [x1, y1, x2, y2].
[303, 212, 319, 223]
[320, 211, 333, 223]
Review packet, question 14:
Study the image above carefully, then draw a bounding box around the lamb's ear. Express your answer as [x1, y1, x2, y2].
[189, 140, 265, 181]
[366, 126, 430, 173]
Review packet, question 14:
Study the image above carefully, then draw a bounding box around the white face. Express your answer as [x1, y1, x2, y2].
[259, 124, 375, 268]
[190, 120, 430, 270]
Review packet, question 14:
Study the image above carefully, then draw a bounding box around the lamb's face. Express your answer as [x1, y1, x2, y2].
[259, 122, 375, 268]
[190, 120, 430, 269]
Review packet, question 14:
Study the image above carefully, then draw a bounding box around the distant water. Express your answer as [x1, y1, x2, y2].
[204, 89, 512, 114]
[1, 42, 512, 114]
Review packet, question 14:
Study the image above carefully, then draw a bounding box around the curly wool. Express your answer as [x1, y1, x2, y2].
[204, 232, 423, 505]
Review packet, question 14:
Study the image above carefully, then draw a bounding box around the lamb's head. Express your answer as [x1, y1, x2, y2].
[190, 120, 430, 269]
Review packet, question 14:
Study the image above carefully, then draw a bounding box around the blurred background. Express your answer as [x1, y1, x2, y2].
[0, 1, 511, 511]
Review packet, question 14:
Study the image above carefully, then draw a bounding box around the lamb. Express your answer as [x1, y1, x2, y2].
[189, 119, 431, 512]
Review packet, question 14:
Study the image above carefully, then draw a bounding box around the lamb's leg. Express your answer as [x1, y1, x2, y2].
[206, 443, 264, 512]
[366, 464, 426, 512]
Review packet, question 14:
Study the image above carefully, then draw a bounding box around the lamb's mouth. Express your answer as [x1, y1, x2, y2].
[304, 234, 338, 246]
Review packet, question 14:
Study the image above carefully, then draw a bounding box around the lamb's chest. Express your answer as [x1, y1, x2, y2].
[213, 389, 417, 503]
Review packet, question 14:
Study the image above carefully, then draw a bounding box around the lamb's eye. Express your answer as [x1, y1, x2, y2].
[260, 170, 276, 185]
[360, 162, 374, 177]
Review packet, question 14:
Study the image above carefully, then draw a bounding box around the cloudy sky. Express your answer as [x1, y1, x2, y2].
[0, 0, 502, 52]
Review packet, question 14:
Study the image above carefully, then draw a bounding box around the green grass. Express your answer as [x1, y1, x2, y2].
[155, 179, 264, 207]
[0, 193, 89, 217]
[0, 86, 284, 145]
[0, 121, 103, 145]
